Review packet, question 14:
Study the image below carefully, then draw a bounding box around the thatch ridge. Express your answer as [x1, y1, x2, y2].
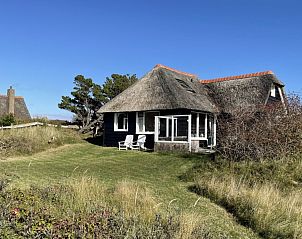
[201, 70, 284, 86]
[154, 64, 197, 77]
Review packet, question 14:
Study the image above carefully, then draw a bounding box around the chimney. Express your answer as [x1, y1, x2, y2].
[7, 86, 15, 115]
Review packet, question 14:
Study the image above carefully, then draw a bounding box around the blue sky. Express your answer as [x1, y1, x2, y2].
[0, 0, 301, 120]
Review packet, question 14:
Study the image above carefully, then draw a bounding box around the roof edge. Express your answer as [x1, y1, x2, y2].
[200, 70, 274, 84]
[154, 64, 197, 77]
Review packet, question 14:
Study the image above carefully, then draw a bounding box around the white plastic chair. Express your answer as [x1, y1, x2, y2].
[131, 135, 147, 150]
[118, 135, 134, 150]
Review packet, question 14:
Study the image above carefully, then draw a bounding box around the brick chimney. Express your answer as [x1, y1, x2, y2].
[7, 86, 15, 115]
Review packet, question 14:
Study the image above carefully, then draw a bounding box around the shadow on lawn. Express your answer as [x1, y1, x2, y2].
[84, 135, 104, 146]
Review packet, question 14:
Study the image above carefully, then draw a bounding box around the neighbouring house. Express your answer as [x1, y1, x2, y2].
[98, 64, 285, 152]
[0, 86, 31, 120]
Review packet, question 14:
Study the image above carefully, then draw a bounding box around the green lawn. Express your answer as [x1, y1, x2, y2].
[0, 142, 259, 238]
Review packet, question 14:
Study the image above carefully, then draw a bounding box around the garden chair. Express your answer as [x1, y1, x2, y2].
[118, 135, 134, 150]
[131, 135, 147, 150]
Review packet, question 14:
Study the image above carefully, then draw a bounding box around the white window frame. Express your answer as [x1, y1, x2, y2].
[155, 115, 191, 145]
[114, 113, 128, 132]
[270, 84, 276, 97]
[136, 111, 159, 134]
[191, 112, 208, 140]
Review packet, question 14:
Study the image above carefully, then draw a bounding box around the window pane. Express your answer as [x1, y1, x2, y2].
[199, 114, 206, 137]
[117, 113, 127, 129]
[145, 112, 159, 132]
[207, 115, 214, 136]
[138, 116, 144, 132]
[175, 116, 188, 141]
[159, 118, 167, 139]
[191, 113, 197, 137]
[137, 112, 144, 132]
[207, 115, 214, 145]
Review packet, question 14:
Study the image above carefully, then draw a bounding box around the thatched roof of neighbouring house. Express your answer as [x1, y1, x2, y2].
[98, 64, 219, 113]
[201, 71, 285, 114]
[0, 89, 31, 120]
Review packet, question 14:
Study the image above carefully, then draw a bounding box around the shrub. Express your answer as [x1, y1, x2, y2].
[0, 114, 15, 127]
[217, 94, 302, 160]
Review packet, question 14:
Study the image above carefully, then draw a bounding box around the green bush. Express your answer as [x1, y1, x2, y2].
[0, 114, 15, 127]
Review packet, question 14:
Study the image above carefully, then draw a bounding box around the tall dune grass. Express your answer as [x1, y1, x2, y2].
[0, 126, 81, 158]
[0, 176, 218, 238]
[113, 180, 158, 222]
[196, 176, 302, 239]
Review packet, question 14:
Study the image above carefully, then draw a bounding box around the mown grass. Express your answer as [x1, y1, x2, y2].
[0, 143, 258, 238]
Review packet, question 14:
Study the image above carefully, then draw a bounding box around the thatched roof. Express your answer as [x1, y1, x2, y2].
[0, 95, 31, 120]
[201, 71, 285, 114]
[98, 64, 218, 113]
[98, 65, 286, 115]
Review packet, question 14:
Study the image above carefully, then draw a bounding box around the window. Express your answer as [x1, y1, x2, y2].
[191, 113, 206, 138]
[175, 78, 196, 93]
[156, 115, 189, 142]
[137, 112, 144, 132]
[136, 111, 159, 134]
[199, 114, 206, 137]
[114, 113, 128, 131]
[191, 113, 197, 137]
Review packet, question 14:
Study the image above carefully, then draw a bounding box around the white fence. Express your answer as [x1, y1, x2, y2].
[0, 122, 79, 130]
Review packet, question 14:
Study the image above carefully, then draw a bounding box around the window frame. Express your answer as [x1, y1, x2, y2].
[154, 115, 191, 143]
[136, 111, 159, 134]
[270, 84, 276, 97]
[191, 112, 207, 140]
[114, 113, 128, 132]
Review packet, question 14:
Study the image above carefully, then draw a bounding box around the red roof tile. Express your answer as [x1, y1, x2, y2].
[154, 64, 196, 77]
[200, 70, 274, 84]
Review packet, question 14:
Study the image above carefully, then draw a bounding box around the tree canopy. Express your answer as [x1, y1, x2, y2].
[58, 73, 138, 130]
[102, 74, 138, 102]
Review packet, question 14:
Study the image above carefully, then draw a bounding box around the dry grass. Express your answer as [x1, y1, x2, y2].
[176, 212, 203, 239]
[46, 177, 215, 238]
[59, 176, 107, 215]
[196, 175, 302, 239]
[0, 126, 81, 158]
[113, 181, 158, 222]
